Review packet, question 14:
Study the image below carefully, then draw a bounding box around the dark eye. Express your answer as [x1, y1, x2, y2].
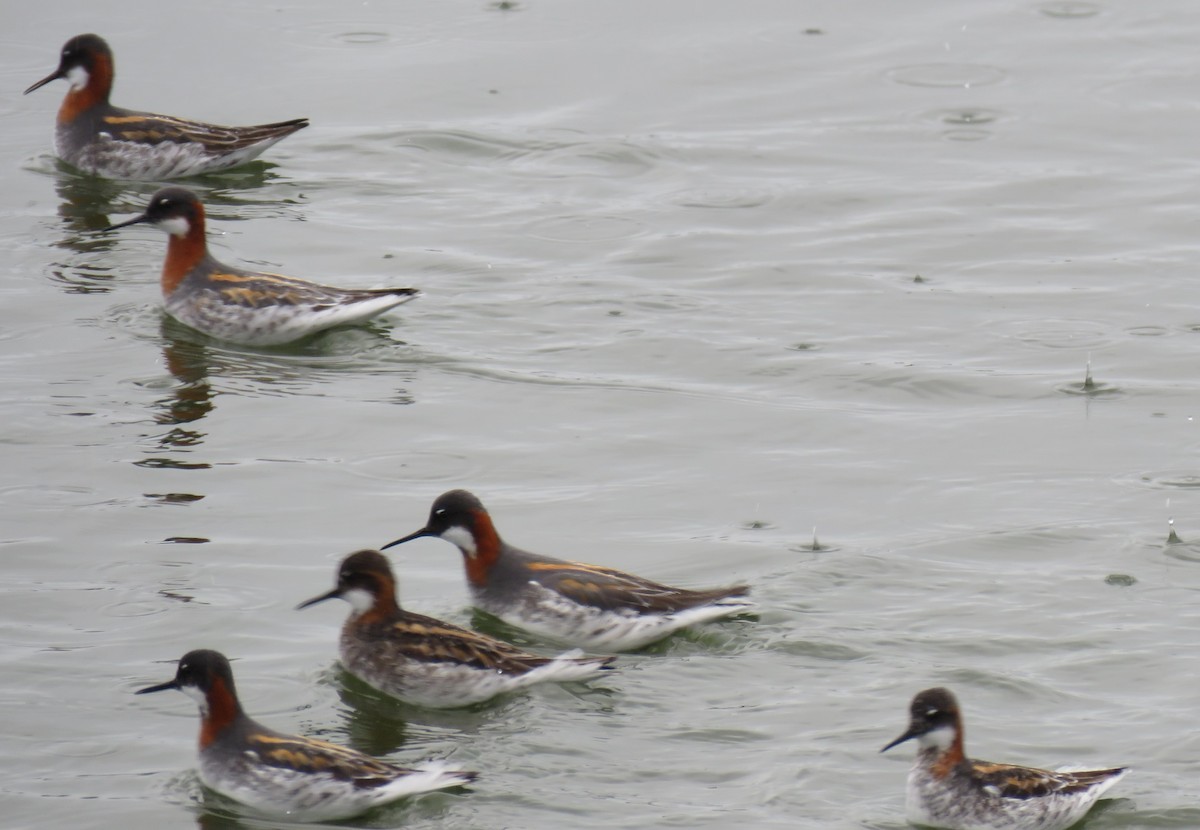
[435, 508, 446, 517]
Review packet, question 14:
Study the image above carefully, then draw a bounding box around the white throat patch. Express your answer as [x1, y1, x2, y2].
[917, 724, 956, 751]
[342, 587, 376, 615]
[66, 65, 90, 91]
[158, 216, 191, 238]
[180, 682, 209, 714]
[441, 526, 477, 557]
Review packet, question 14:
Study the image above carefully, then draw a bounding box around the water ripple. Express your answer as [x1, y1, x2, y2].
[284, 21, 442, 49]
[1055, 378, 1124, 398]
[505, 139, 662, 179]
[1126, 325, 1170, 337]
[336, 31, 389, 45]
[886, 63, 1007, 89]
[672, 187, 774, 209]
[394, 129, 529, 162]
[526, 214, 646, 243]
[0, 484, 98, 509]
[924, 108, 1004, 127]
[920, 108, 1007, 141]
[1003, 319, 1116, 350]
[1095, 73, 1200, 112]
[1128, 470, 1200, 490]
[99, 599, 171, 619]
[341, 450, 480, 484]
[1164, 540, 1200, 564]
[98, 303, 167, 343]
[393, 130, 666, 182]
[47, 262, 119, 294]
[1038, 1, 1104, 19]
[98, 559, 204, 583]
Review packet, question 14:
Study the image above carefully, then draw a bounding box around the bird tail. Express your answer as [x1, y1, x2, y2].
[524, 650, 616, 684]
[385, 760, 478, 797]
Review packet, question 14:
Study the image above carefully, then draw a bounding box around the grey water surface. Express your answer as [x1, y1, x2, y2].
[2, 1, 1198, 828]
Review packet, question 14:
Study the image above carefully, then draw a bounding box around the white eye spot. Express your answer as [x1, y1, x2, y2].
[435, 508, 446, 518]
[342, 587, 376, 614]
[66, 65, 89, 91]
[441, 525, 477, 557]
[158, 216, 191, 237]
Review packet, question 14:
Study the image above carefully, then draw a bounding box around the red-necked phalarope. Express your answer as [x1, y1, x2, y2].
[881, 687, 1129, 830]
[104, 187, 419, 346]
[25, 34, 307, 180]
[381, 489, 753, 651]
[298, 550, 616, 708]
[136, 649, 476, 821]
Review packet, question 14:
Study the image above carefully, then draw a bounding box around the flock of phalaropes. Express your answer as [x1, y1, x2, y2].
[25, 32, 1131, 829]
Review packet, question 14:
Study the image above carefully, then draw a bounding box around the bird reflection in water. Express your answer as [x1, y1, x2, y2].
[136, 327, 216, 472]
[47, 173, 131, 292]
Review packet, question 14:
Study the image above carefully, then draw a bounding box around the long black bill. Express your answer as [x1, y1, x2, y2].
[380, 528, 431, 551]
[24, 68, 65, 95]
[102, 213, 151, 233]
[136, 679, 180, 695]
[880, 725, 919, 753]
[296, 588, 341, 611]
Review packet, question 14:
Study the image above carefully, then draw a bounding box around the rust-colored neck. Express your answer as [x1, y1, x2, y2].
[161, 212, 209, 296]
[929, 726, 966, 780]
[58, 52, 113, 124]
[358, 575, 402, 625]
[463, 511, 502, 587]
[198, 675, 242, 750]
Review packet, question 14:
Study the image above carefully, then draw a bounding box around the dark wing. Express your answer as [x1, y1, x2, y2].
[100, 111, 308, 151]
[526, 559, 749, 613]
[970, 760, 1127, 800]
[369, 610, 558, 675]
[197, 268, 416, 310]
[246, 731, 409, 789]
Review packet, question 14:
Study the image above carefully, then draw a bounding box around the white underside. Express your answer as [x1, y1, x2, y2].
[906, 764, 1128, 830]
[488, 582, 754, 652]
[58, 130, 291, 181]
[346, 647, 608, 709]
[198, 756, 469, 822]
[165, 290, 413, 346]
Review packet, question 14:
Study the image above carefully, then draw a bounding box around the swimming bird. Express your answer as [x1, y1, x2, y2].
[881, 687, 1128, 830]
[104, 187, 419, 346]
[25, 34, 307, 180]
[381, 489, 753, 651]
[298, 550, 615, 708]
[136, 649, 475, 822]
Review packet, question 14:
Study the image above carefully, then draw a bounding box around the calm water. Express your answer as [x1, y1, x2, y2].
[3, 1, 1199, 828]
